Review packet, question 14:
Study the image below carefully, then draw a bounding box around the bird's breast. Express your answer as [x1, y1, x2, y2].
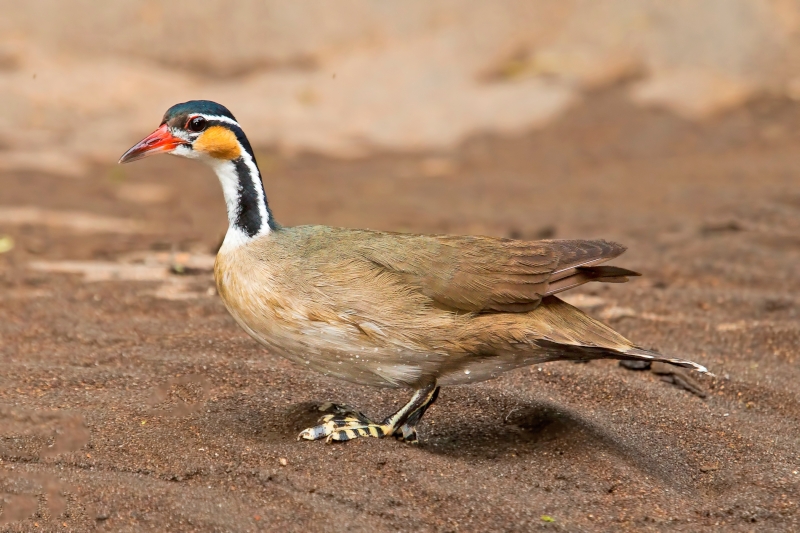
[212, 247, 432, 387]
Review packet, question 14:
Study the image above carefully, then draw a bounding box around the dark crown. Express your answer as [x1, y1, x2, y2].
[162, 100, 237, 123]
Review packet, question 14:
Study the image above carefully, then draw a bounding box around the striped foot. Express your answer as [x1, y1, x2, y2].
[298, 415, 392, 442]
[298, 406, 391, 442]
[299, 383, 440, 444]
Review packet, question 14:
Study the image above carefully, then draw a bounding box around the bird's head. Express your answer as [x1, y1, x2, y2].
[119, 100, 276, 240]
[119, 100, 249, 164]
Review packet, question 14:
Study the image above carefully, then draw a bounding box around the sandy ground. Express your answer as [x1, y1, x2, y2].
[1, 88, 799, 531]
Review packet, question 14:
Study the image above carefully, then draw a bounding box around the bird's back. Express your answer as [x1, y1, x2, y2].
[214, 225, 643, 387]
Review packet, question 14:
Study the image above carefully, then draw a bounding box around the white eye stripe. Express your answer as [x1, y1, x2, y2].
[171, 128, 192, 141]
[192, 114, 241, 128]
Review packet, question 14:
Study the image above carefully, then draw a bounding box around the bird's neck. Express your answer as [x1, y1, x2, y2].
[210, 150, 277, 250]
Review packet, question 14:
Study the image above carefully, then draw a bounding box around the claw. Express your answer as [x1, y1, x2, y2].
[300, 385, 439, 444]
[394, 424, 419, 444]
[298, 424, 331, 441]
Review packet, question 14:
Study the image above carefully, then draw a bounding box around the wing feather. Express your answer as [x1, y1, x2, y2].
[356, 233, 636, 313]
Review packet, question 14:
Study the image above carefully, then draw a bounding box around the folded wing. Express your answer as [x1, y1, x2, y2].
[359, 235, 639, 313]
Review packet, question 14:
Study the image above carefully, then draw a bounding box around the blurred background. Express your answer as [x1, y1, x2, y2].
[1, 0, 799, 240]
[1, 0, 798, 272]
[1, 2, 799, 530]
[3, 0, 800, 172]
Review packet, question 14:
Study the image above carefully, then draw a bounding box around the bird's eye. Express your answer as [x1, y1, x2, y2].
[187, 116, 207, 132]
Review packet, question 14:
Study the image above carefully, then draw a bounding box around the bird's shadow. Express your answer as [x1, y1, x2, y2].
[432, 395, 695, 489]
[426, 401, 593, 456]
[212, 390, 695, 490]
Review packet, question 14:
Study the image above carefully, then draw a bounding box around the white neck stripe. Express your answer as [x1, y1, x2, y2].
[238, 141, 271, 233]
[208, 140, 271, 250]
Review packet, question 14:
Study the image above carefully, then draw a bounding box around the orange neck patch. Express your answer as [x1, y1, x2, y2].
[194, 126, 242, 160]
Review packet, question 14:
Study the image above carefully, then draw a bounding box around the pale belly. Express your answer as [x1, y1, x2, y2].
[224, 301, 546, 388]
[214, 250, 544, 389]
[218, 289, 447, 388]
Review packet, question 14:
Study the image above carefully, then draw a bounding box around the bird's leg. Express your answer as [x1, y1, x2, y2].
[298, 382, 439, 443]
[392, 386, 440, 444]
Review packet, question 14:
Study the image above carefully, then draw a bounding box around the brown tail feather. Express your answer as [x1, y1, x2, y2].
[545, 265, 641, 296]
[535, 340, 710, 374]
[546, 239, 627, 279]
[622, 347, 710, 374]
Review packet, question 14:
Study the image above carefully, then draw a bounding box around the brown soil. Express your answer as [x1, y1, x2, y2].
[1, 89, 799, 531]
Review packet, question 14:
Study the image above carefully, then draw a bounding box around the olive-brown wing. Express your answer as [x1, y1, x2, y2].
[359, 235, 631, 313]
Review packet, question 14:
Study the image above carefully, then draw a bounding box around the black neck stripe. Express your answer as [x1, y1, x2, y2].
[205, 120, 277, 236]
[232, 157, 265, 237]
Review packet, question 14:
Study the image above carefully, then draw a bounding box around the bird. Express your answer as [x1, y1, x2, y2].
[119, 100, 708, 444]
